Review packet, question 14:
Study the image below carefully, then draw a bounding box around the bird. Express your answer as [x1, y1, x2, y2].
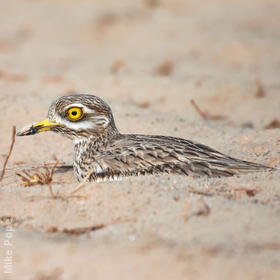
[17, 94, 275, 183]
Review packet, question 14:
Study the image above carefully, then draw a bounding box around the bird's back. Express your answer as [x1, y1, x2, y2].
[80, 134, 273, 182]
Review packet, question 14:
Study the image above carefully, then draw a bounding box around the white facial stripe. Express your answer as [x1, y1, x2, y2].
[60, 119, 95, 130]
[55, 115, 109, 129]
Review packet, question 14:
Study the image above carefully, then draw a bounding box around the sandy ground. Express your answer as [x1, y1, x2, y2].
[0, 0, 280, 279]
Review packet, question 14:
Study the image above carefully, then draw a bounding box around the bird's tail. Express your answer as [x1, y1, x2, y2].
[190, 157, 276, 177]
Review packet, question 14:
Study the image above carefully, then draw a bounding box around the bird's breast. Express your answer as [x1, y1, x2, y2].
[73, 139, 108, 181]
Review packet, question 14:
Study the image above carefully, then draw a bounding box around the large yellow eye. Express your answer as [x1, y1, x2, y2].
[67, 107, 84, 121]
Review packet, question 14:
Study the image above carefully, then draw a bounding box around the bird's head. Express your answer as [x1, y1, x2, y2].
[17, 94, 118, 141]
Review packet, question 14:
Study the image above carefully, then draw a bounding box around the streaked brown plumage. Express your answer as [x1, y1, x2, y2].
[17, 94, 275, 182]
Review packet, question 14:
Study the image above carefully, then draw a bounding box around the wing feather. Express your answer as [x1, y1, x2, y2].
[92, 134, 273, 179]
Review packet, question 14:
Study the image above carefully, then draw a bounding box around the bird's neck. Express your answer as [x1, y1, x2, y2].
[73, 126, 120, 151]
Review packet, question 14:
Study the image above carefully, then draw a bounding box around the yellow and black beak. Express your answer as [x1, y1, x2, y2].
[17, 119, 61, 136]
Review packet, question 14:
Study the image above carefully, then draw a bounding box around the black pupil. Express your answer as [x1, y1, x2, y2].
[72, 111, 77, 116]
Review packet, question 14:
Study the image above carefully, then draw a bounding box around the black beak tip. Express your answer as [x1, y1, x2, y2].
[16, 125, 41, 136]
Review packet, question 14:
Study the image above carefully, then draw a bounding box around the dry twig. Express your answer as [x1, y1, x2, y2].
[190, 99, 226, 121]
[190, 99, 208, 120]
[223, 187, 259, 198]
[47, 224, 105, 235]
[70, 168, 93, 195]
[16, 160, 61, 197]
[188, 188, 213, 197]
[0, 126, 16, 182]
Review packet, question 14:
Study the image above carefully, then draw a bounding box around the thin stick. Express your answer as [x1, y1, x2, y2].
[70, 168, 93, 195]
[0, 126, 16, 182]
[47, 184, 55, 197]
[46, 160, 61, 197]
[190, 99, 226, 121]
[190, 99, 208, 120]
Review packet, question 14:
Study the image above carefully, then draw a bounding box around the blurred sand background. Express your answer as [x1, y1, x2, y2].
[0, 0, 280, 279]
